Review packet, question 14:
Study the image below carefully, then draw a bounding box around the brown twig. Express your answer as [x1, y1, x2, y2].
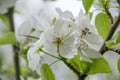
[99, 13, 120, 54]
[7, 7, 21, 80]
[107, 47, 120, 54]
[99, 0, 120, 54]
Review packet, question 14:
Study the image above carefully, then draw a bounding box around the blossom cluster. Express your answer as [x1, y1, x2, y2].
[26, 8, 102, 74]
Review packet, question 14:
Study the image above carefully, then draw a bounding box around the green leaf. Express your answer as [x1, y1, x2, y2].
[41, 63, 55, 80]
[116, 31, 120, 43]
[105, 31, 120, 47]
[82, 0, 94, 14]
[67, 55, 92, 73]
[105, 40, 116, 47]
[21, 67, 40, 78]
[87, 58, 111, 75]
[67, 55, 81, 71]
[79, 61, 92, 73]
[95, 13, 110, 40]
[117, 58, 120, 73]
[116, 6, 120, 9]
[89, 12, 93, 20]
[98, 0, 106, 6]
[0, 32, 16, 45]
[0, 14, 10, 28]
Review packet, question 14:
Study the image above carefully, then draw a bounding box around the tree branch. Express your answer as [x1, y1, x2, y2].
[99, 0, 120, 54]
[7, 7, 21, 80]
[99, 12, 120, 54]
[107, 47, 120, 54]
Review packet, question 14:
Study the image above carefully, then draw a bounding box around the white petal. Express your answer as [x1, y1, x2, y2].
[27, 48, 40, 71]
[79, 50, 93, 62]
[51, 61, 77, 80]
[82, 48, 102, 58]
[103, 51, 120, 75]
[85, 33, 102, 44]
[56, 8, 74, 20]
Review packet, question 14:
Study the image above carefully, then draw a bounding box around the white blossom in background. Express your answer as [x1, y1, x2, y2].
[16, 8, 55, 44]
[93, 0, 120, 17]
[43, 19, 76, 58]
[27, 39, 44, 74]
[85, 51, 120, 80]
[0, 0, 17, 14]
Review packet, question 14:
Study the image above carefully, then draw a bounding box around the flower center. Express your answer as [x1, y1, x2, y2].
[81, 27, 91, 37]
[53, 37, 63, 45]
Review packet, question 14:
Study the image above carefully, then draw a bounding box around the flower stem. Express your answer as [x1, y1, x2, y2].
[40, 49, 61, 60]
[49, 60, 60, 66]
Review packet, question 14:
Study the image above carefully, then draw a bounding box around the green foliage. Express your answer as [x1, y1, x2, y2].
[82, 0, 94, 14]
[87, 58, 111, 75]
[0, 32, 16, 45]
[0, 14, 10, 28]
[89, 12, 93, 20]
[68, 55, 111, 75]
[117, 58, 120, 73]
[67, 55, 81, 71]
[116, 6, 120, 9]
[95, 13, 110, 40]
[67, 55, 92, 73]
[41, 63, 55, 80]
[105, 41, 115, 47]
[21, 67, 40, 79]
[106, 31, 120, 47]
[98, 0, 106, 6]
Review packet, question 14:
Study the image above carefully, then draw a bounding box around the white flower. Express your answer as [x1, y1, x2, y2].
[0, 0, 17, 14]
[56, 8, 102, 49]
[75, 11, 102, 53]
[75, 11, 101, 46]
[27, 39, 44, 73]
[43, 19, 76, 58]
[77, 41, 102, 62]
[17, 8, 54, 44]
[56, 8, 74, 21]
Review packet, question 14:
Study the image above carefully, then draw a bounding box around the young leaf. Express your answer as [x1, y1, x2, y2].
[0, 32, 16, 45]
[105, 40, 115, 47]
[82, 0, 94, 14]
[67, 55, 81, 71]
[117, 58, 120, 73]
[41, 63, 55, 80]
[87, 58, 111, 75]
[105, 31, 120, 47]
[95, 13, 110, 40]
[79, 61, 92, 73]
[116, 31, 120, 43]
[67, 55, 92, 73]
[0, 14, 10, 28]
[89, 12, 93, 20]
